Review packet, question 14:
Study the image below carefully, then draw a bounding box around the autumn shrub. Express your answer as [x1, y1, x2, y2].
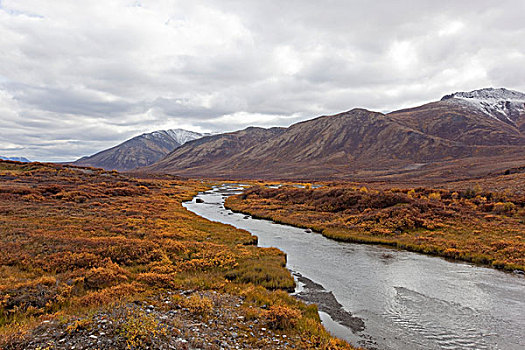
[21, 193, 45, 202]
[66, 318, 93, 333]
[428, 192, 441, 201]
[0, 276, 58, 319]
[360, 191, 411, 210]
[53, 190, 91, 203]
[40, 184, 63, 195]
[94, 238, 162, 265]
[0, 186, 35, 196]
[77, 283, 140, 308]
[240, 304, 262, 320]
[297, 315, 351, 350]
[136, 273, 177, 288]
[84, 264, 128, 290]
[38, 252, 103, 273]
[238, 285, 299, 311]
[119, 309, 167, 349]
[264, 304, 301, 330]
[181, 294, 213, 317]
[228, 183, 525, 272]
[0, 162, 357, 348]
[493, 202, 517, 215]
[105, 186, 147, 197]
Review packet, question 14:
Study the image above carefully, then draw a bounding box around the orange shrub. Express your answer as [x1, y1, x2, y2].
[84, 265, 128, 290]
[264, 304, 301, 330]
[493, 202, 517, 215]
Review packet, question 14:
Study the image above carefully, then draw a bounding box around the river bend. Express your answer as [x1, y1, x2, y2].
[183, 185, 525, 350]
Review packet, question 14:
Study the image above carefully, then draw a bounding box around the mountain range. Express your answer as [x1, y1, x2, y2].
[71, 88, 525, 181]
[73, 129, 209, 171]
[142, 88, 525, 181]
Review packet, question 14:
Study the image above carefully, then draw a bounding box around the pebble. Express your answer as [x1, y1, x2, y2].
[7, 291, 299, 350]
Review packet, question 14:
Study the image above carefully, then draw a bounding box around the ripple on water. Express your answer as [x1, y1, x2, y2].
[383, 286, 520, 349]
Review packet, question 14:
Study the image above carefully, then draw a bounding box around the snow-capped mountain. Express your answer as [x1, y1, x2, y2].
[442, 88, 525, 124]
[73, 129, 210, 171]
[0, 156, 30, 162]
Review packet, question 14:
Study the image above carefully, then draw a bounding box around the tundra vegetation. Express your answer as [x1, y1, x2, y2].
[0, 161, 354, 349]
[226, 183, 525, 272]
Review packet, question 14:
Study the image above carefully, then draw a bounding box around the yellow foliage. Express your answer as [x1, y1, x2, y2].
[493, 202, 516, 215]
[181, 294, 213, 317]
[119, 309, 167, 349]
[264, 304, 301, 330]
[428, 192, 441, 201]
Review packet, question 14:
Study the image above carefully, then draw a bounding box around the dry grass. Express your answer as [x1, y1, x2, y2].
[0, 160, 356, 349]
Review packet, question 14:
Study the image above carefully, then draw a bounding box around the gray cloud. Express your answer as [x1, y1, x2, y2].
[0, 0, 524, 161]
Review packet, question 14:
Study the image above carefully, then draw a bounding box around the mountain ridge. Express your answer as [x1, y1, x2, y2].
[142, 88, 525, 180]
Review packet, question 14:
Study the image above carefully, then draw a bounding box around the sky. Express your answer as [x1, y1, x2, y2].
[1, 0, 524, 161]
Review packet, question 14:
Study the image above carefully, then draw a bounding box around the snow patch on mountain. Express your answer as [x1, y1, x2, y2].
[442, 88, 525, 123]
[143, 129, 210, 145]
[165, 129, 210, 145]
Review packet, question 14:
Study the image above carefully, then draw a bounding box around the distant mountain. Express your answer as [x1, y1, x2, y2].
[145, 127, 286, 174]
[0, 156, 30, 162]
[74, 129, 209, 171]
[143, 88, 525, 181]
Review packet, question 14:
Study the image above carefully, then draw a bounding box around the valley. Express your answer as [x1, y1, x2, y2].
[2, 88, 525, 350]
[2, 1, 524, 349]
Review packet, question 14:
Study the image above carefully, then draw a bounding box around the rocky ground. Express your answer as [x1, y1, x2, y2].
[3, 291, 303, 350]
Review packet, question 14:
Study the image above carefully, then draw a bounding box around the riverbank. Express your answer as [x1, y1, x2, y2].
[0, 161, 355, 349]
[188, 185, 525, 349]
[225, 184, 525, 272]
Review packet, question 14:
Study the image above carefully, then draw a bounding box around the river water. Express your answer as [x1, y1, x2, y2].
[183, 185, 525, 350]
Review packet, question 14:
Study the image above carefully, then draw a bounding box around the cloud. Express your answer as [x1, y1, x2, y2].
[0, 0, 524, 161]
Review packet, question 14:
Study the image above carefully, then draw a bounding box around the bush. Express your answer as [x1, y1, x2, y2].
[428, 192, 441, 201]
[119, 309, 167, 348]
[182, 294, 213, 318]
[136, 273, 176, 288]
[84, 264, 128, 290]
[264, 304, 301, 330]
[493, 202, 516, 215]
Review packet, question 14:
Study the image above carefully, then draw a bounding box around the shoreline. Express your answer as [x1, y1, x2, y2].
[225, 197, 525, 274]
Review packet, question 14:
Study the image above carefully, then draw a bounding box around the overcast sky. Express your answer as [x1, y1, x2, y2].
[1, 0, 524, 161]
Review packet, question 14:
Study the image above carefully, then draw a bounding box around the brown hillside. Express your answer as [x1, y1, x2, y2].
[145, 107, 525, 181]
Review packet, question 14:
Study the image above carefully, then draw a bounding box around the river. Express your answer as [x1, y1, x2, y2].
[183, 185, 525, 350]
